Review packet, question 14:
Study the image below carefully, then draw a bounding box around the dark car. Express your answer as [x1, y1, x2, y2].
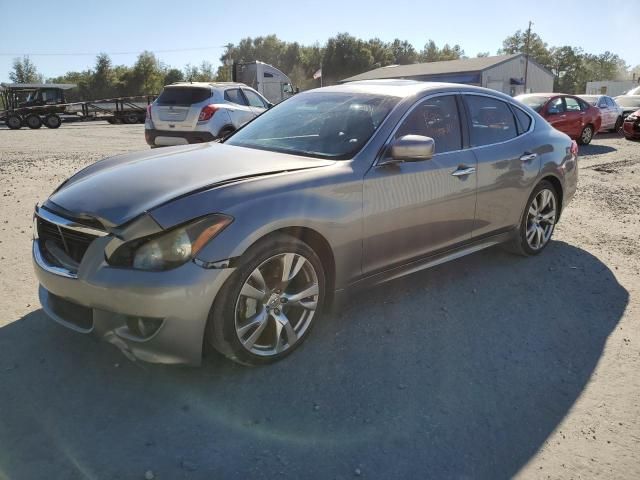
[622, 108, 640, 140]
[515, 93, 602, 145]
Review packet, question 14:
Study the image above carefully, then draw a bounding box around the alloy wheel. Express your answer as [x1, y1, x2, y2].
[234, 252, 319, 357]
[581, 126, 593, 144]
[526, 188, 557, 250]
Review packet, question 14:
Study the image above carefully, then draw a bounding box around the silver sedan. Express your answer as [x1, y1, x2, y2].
[33, 80, 578, 366]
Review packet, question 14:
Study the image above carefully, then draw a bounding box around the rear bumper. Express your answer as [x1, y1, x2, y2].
[33, 240, 235, 365]
[145, 128, 217, 147]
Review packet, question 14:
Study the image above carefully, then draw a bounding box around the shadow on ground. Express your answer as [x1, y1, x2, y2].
[579, 143, 617, 156]
[0, 242, 628, 479]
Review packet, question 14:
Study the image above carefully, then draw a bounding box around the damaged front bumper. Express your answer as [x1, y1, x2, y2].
[33, 239, 234, 365]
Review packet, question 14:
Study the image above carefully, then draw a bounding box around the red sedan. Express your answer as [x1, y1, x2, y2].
[515, 94, 602, 145]
[623, 109, 640, 140]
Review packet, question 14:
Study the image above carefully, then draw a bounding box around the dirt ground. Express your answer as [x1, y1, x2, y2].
[0, 123, 638, 479]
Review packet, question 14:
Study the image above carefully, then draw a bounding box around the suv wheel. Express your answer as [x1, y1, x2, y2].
[207, 233, 325, 366]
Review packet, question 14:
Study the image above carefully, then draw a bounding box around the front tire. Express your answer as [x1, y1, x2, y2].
[6, 114, 22, 129]
[507, 180, 559, 256]
[207, 233, 325, 366]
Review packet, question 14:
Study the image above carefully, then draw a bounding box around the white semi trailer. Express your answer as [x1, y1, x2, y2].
[232, 61, 297, 104]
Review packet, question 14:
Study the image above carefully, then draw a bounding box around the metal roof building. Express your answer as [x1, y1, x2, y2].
[341, 53, 554, 96]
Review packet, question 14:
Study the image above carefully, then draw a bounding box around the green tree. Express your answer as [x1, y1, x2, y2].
[89, 53, 114, 99]
[549, 46, 583, 93]
[123, 51, 164, 95]
[367, 38, 394, 68]
[322, 33, 373, 84]
[9, 56, 43, 83]
[163, 68, 184, 85]
[390, 39, 418, 64]
[499, 29, 553, 70]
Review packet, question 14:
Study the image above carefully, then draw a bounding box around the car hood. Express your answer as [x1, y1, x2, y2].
[47, 142, 334, 227]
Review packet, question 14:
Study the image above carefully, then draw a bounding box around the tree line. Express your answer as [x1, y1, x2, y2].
[5, 31, 638, 103]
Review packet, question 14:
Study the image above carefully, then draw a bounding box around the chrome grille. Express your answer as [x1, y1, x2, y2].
[37, 216, 99, 264]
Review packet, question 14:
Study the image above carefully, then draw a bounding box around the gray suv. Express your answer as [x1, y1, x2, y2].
[145, 82, 270, 147]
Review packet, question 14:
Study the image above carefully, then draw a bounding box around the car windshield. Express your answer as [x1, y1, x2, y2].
[580, 95, 599, 106]
[225, 92, 400, 160]
[515, 95, 550, 112]
[615, 96, 640, 108]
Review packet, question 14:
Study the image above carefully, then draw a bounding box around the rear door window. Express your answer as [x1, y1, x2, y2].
[512, 106, 532, 134]
[565, 97, 582, 112]
[224, 89, 248, 106]
[156, 87, 211, 106]
[465, 95, 518, 147]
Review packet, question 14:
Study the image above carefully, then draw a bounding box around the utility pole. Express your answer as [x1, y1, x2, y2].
[523, 21, 533, 93]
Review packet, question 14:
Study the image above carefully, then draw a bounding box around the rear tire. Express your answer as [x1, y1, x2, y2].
[206, 233, 326, 366]
[506, 180, 559, 257]
[611, 116, 623, 133]
[6, 114, 22, 130]
[44, 114, 62, 129]
[123, 112, 139, 124]
[25, 114, 42, 129]
[578, 124, 593, 145]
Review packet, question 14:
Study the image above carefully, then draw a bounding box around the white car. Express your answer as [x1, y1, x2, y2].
[145, 82, 271, 148]
[578, 95, 624, 132]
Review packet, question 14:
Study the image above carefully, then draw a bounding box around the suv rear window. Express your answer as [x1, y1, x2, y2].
[156, 87, 211, 106]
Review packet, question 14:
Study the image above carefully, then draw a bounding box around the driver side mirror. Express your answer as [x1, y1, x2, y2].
[380, 135, 435, 165]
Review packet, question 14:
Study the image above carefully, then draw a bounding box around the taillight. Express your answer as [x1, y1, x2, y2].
[199, 105, 219, 122]
[570, 140, 578, 157]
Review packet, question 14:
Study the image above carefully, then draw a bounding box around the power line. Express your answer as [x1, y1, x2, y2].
[0, 46, 227, 57]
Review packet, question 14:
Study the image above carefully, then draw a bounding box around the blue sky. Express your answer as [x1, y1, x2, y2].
[0, 0, 637, 82]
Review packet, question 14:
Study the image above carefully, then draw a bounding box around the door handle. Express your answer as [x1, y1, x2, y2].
[451, 166, 476, 177]
[520, 153, 538, 162]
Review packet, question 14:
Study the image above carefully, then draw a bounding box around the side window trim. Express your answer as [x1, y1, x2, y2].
[242, 88, 267, 109]
[508, 103, 534, 136]
[461, 92, 530, 149]
[224, 88, 249, 106]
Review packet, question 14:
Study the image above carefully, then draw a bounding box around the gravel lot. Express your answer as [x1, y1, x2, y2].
[0, 123, 638, 479]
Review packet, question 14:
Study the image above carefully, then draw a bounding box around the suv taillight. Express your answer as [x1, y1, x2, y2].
[146, 104, 152, 121]
[199, 105, 219, 122]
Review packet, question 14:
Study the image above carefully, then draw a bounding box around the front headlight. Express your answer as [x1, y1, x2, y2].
[108, 214, 233, 271]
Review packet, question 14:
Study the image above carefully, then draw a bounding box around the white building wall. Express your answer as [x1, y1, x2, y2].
[482, 56, 554, 96]
[585, 80, 639, 96]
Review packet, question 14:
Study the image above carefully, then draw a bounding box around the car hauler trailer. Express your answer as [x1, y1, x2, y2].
[0, 83, 155, 129]
[232, 61, 297, 104]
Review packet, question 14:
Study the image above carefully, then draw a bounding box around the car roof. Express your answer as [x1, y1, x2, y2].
[309, 79, 517, 101]
[166, 82, 248, 89]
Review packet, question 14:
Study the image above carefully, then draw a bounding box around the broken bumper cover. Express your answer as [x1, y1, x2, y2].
[33, 240, 234, 365]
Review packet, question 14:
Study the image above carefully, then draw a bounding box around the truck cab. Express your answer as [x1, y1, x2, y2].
[232, 61, 297, 105]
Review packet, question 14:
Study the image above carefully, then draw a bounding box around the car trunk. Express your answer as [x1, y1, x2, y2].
[151, 86, 211, 131]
